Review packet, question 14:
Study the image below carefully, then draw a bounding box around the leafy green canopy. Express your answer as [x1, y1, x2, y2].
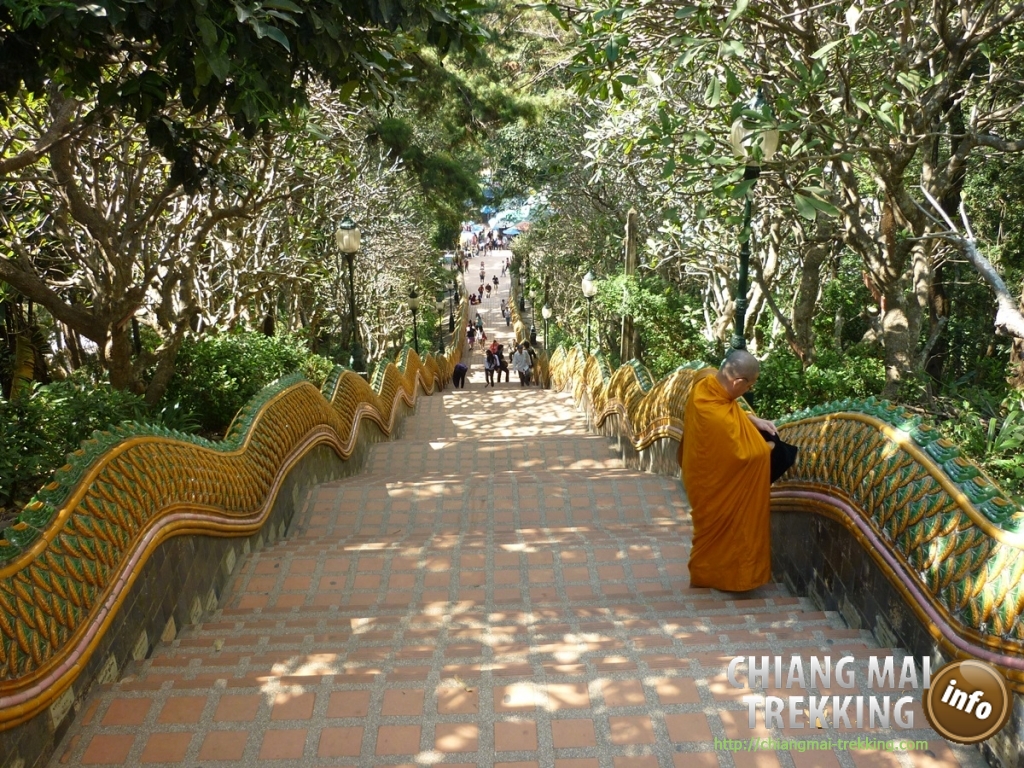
[1, 0, 486, 185]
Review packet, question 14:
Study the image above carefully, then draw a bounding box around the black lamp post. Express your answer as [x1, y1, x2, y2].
[435, 298, 445, 353]
[518, 275, 525, 312]
[582, 271, 597, 352]
[335, 217, 364, 372]
[542, 304, 552, 349]
[729, 92, 779, 350]
[408, 289, 420, 355]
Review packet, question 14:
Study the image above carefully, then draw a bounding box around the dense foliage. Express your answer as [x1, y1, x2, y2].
[164, 331, 333, 434]
[3, 0, 1024, 515]
[0, 374, 151, 511]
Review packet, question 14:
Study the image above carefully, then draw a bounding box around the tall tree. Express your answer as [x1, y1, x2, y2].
[565, 0, 1024, 395]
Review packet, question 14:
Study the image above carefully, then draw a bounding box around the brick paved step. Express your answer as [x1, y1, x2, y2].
[52, 252, 980, 767]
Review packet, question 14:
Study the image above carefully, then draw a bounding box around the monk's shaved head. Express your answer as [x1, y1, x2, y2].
[720, 350, 760, 379]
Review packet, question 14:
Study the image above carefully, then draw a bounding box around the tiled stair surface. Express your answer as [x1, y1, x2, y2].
[49, 252, 984, 768]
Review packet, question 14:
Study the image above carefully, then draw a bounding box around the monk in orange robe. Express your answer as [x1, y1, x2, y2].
[680, 350, 777, 592]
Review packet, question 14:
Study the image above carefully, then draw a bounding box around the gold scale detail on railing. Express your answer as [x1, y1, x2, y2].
[0, 303, 467, 730]
[548, 345, 1024, 690]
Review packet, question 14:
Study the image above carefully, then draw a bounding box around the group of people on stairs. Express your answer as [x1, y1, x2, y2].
[450, 247, 541, 391]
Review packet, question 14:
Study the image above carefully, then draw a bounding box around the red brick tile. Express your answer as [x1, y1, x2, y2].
[157, 695, 206, 724]
[81, 734, 135, 765]
[609, 715, 655, 744]
[732, 752, 783, 768]
[58, 734, 82, 764]
[80, 698, 102, 727]
[495, 683, 541, 712]
[382, 688, 425, 715]
[214, 694, 262, 722]
[551, 718, 597, 748]
[272, 691, 316, 720]
[595, 656, 637, 672]
[654, 676, 700, 704]
[614, 757, 660, 768]
[601, 679, 646, 707]
[495, 720, 538, 751]
[546, 683, 590, 709]
[435, 723, 479, 752]
[791, 751, 841, 768]
[673, 753, 721, 767]
[598, 565, 625, 580]
[437, 686, 479, 713]
[376, 725, 421, 755]
[908, 741, 963, 767]
[850, 750, 903, 767]
[318, 726, 363, 757]
[665, 713, 713, 742]
[318, 575, 346, 590]
[259, 729, 307, 760]
[327, 689, 370, 718]
[198, 731, 248, 761]
[140, 732, 192, 763]
[719, 709, 772, 739]
[101, 698, 151, 726]
[555, 760, 599, 768]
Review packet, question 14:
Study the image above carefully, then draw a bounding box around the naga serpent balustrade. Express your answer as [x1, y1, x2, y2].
[548, 345, 1024, 690]
[0, 303, 468, 731]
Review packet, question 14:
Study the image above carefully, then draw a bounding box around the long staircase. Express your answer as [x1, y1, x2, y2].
[50, 252, 980, 767]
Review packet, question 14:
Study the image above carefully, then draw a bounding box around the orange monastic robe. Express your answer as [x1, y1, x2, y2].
[681, 372, 772, 592]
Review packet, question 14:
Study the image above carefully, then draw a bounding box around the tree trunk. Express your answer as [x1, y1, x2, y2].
[143, 321, 190, 406]
[925, 264, 950, 384]
[791, 241, 829, 367]
[881, 286, 912, 399]
[1010, 280, 1024, 390]
[107, 323, 142, 394]
[926, 101, 967, 385]
[907, 241, 931, 367]
[66, 324, 84, 369]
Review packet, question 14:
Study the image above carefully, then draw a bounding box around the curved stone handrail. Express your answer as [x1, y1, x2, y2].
[0, 308, 467, 730]
[549, 344, 1024, 690]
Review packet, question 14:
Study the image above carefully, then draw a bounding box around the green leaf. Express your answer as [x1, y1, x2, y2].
[675, 6, 698, 18]
[254, 21, 291, 52]
[810, 39, 842, 60]
[730, 179, 756, 198]
[263, 0, 303, 10]
[807, 196, 840, 217]
[208, 49, 230, 81]
[194, 50, 213, 86]
[704, 77, 721, 107]
[794, 193, 818, 221]
[725, 0, 749, 26]
[606, 39, 619, 63]
[335, 80, 358, 102]
[725, 68, 740, 96]
[196, 16, 218, 48]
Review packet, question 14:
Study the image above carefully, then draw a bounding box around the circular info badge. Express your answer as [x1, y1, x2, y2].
[923, 660, 1011, 744]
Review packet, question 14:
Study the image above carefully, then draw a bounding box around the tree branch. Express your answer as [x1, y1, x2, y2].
[0, 258, 107, 340]
[0, 97, 80, 178]
[918, 186, 1024, 339]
